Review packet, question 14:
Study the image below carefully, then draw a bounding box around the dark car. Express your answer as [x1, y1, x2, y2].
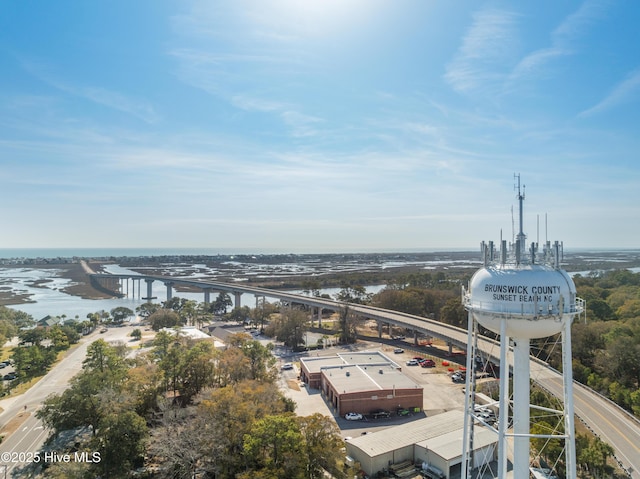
[370, 409, 391, 419]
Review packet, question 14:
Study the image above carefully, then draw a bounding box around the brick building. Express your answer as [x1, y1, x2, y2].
[299, 351, 423, 416]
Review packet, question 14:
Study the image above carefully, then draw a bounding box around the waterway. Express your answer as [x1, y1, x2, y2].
[0, 263, 385, 321]
[2, 248, 640, 321]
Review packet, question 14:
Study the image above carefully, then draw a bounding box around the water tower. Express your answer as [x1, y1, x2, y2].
[461, 176, 584, 479]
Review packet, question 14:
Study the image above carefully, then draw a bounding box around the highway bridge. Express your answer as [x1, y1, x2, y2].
[92, 272, 640, 478]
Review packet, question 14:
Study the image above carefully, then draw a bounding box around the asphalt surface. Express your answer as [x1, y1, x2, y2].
[0, 325, 142, 477]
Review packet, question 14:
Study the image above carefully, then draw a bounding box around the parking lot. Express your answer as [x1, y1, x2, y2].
[278, 340, 468, 437]
[0, 359, 17, 382]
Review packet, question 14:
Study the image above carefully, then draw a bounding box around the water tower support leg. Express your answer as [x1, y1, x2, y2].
[563, 319, 577, 479]
[513, 338, 531, 479]
[498, 319, 510, 479]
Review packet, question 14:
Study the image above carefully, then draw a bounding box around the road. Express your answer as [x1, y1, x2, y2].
[0, 325, 139, 477]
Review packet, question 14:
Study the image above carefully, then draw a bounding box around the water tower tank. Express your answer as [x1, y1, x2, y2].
[467, 262, 578, 339]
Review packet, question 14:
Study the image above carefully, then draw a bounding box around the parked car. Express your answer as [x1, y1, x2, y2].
[281, 363, 294, 370]
[406, 359, 419, 366]
[345, 412, 363, 421]
[393, 348, 404, 354]
[370, 409, 391, 419]
[420, 359, 436, 368]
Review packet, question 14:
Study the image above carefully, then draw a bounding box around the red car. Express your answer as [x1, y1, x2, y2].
[420, 359, 436, 368]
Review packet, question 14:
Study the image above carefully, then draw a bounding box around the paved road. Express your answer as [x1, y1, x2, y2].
[0, 326, 139, 477]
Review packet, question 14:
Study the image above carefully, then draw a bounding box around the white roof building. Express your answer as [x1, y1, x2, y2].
[345, 410, 497, 478]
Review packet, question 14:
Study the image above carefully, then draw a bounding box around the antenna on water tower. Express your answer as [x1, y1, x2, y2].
[461, 176, 583, 479]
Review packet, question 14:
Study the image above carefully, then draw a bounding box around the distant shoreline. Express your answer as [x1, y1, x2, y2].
[1, 247, 640, 262]
[2, 249, 640, 307]
[0, 247, 480, 262]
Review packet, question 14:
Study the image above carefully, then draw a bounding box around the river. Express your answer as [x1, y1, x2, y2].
[0, 263, 386, 321]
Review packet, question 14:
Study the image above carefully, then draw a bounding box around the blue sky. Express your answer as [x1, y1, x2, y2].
[1, 0, 639, 252]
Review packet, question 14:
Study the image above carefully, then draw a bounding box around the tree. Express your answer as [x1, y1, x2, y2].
[229, 305, 251, 324]
[211, 292, 233, 315]
[136, 302, 160, 320]
[180, 299, 199, 326]
[242, 414, 304, 478]
[335, 283, 371, 304]
[154, 385, 288, 479]
[146, 406, 211, 479]
[18, 327, 47, 347]
[149, 309, 182, 331]
[37, 372, 106, 436]
[131, 328, 142, 341]
[110, 306, 134, 324]
[38, 340, 137, 443]
[124, 361, 162, 418]
[577, 435, 614, 477]
[93, 410, 148, 477]
[298, 413, 346, 479]
[337, 305, 358, 345]
[439, 296, 467, 328]
[83, 339, 127, 378]
[178, 341, 217, 402]
[252, 299, 278, 332]
[12, 343, 56, 377]
[48, 324, 70, 351]
[240, 338, 276, 381]
[267, 308, 308, 350]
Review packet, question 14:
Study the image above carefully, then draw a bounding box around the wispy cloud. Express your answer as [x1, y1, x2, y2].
[444, 8, 519, 94]
[20, 58, 161, 124]
[509, 0, 610, 82]
[579, 68, 640, 117]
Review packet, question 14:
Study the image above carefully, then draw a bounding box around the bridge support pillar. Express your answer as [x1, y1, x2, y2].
[234, 292, 242, 309]
[317, 307, 322, 327]
[414, 330, 419, 345]
[144, 279, 154, 302]
[447, 341, 453, 355]
[165, 282, 174, 302]
[203, 288, 212, 305]
[377, 321, 383, 339]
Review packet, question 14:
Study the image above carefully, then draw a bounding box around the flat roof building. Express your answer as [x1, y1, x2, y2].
[299, 351, 423, 417]
[345, 410, 497, 478]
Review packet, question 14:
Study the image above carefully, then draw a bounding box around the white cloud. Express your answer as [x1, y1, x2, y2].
[444, 8, 519, 94]
[579, 68, 640, 117]
[509, 0, 610, 82]
[20, 58, 161, 124]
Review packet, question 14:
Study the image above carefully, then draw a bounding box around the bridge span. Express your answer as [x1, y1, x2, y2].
[90, 272, 640, 478]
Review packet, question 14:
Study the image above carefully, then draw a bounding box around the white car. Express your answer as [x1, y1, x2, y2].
[344, 412, 363, 421]
[406, 359, 419, 366]
[281, 363, 294, 370]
